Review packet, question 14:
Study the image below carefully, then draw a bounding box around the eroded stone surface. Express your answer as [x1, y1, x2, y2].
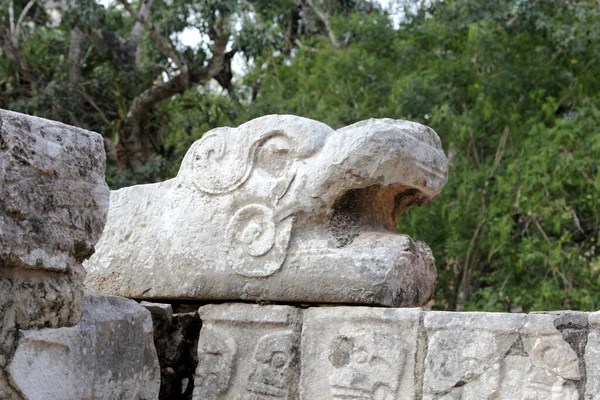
[85, 115, 448, 307]
[192, 303, 301, 400]
[0, 370, 23, 400]
[0, 109, 109, 367]
[0, 108, 109, 271]
[5, 294, 160, 400]
[157, 304, 600, 399]
[0, 266, 85, 367]
[586, 311, 600, 399]
[423, 312, 582, 400]
[301, 307, 421, 400]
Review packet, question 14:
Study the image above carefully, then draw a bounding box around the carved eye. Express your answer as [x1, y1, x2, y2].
[329, 336, 354, 368]
[271, 352, 288, 368]
[255, 133, 293, 178]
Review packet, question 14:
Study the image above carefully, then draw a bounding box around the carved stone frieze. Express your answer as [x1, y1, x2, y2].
[192, 303, 301, 400]
[422, 312, 583, 400]
[186, 305, 596, 400]
[300, 307, 421, 400]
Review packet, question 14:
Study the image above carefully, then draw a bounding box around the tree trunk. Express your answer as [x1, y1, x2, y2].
[0, 27, 41, 85]
[117, 73, 188, 171]
[130, 0, 155, 65]
[68, 28, 84, 85]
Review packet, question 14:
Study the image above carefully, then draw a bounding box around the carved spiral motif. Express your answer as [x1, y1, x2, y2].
[192, 131, 254, 194]
[231, 205, 276, 257]
[226, 204, 292, 277]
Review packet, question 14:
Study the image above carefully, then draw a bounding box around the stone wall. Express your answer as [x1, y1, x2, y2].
[6, 294, 160, 400]
[0, 109, 161, 399]
[145, 302, 598, 400]
[0, 109, 109, 366]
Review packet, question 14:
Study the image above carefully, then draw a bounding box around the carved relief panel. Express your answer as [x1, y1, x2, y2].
[300, 307, 421, 400]
[423, 312, 582, 400]
[193, 303, 301, 400]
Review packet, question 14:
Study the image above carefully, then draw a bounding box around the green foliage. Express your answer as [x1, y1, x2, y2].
[162, 88, 241, 178]
[244, 0, 600, 311]
[390, 0, 600, 311]
[2, 0, 599, 311]
[244, 12, 398, 126]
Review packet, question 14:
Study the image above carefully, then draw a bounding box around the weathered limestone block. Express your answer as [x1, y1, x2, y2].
[0, 109, 109, 271]
[185, 305, 599, 399]
[0, 269, 85, 367]
[301, 307, 422, 400]
[585, 311, 600, 399]
[423, 311, 584, 399]
[0, 370, 22, 400]
[142, 302, 201, 399]
[0, 109, 109, 366]
[4, 294, 160, 400]
[85, 115, 448, 307]
[192, 303, 301, 400]
[521, 313, 587, 399]
[423, 312, 524, 399]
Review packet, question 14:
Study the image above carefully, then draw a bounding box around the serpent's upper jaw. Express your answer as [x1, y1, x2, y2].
[304, 118, 448, 208]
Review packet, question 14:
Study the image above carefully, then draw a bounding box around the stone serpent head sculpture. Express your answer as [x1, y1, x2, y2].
[85, 115, 448, 307]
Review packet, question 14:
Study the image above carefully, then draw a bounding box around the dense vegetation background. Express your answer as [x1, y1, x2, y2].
[1, 0, 598, 312]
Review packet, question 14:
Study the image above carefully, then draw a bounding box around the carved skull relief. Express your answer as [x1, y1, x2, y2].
[327, 329, 406, 400]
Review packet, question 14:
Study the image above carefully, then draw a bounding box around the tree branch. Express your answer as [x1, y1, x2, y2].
[118, 0, 191, 126]
[116, 2, 232, 171]
[214, 50, 236, 92]
[117, 0, 194, 170]
[68, 28, 84, 85]
[9, 0, 15, 37]
[205, 12, 230, 80]
[12, 0, 36, 47]
[119, 0, 188, 83]
[130, 0, 155, 64]
[130, 74, 188, 122]
[306, 0, 339, 47]
[0, 25, 41, 84]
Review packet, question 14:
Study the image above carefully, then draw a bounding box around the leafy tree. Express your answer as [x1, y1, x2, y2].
[244, 0, 600, 311]
[1, 0, 598, 311]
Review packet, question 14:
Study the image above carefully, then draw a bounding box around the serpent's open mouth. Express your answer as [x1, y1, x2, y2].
[328, 184, 430, 247]
[327, 159, 446, 249]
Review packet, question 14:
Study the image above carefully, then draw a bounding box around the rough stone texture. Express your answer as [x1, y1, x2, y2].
[0, 370, 23, 400]
[192, 303, 301, 400]
[142, 302, 201, 400]
[301, 307, 421, 400]
[0, 267, 85, 367]
[85, 115, 448, 307]
[186, 304, 600, 399]
[0, 108, 109, 271]
[4, 294, 160, 400]
[0, 109, 109, 367]
[586, 311, 600, 399]
[423, 312, 584, 400]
